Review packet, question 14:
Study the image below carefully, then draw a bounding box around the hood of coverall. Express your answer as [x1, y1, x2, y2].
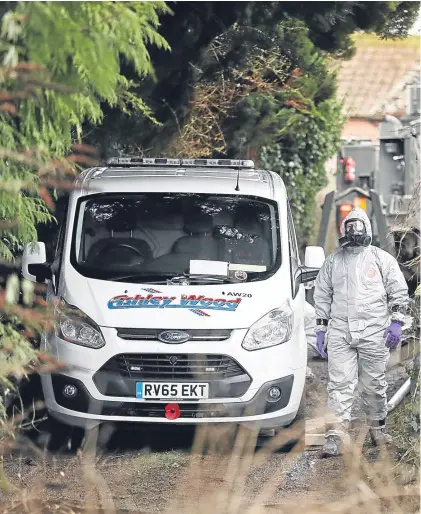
[339, 207, 372, 249]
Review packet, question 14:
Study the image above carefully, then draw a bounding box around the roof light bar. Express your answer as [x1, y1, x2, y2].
[106, 157, 182, 166]
[181, 159, 255, 168]
[106, 157, 255, 169]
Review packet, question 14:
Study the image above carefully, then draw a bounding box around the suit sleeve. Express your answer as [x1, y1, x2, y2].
[313, 254, 334, 331]
[381, 252, 409, 323]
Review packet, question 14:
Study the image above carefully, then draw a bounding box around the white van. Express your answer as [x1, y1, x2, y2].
[22, 157, 325, 434]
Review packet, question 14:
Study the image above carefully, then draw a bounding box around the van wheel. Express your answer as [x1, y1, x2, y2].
[293, 397, 305, 422]
[264, 398, 305, 452]
[284, 397, 306, 451]
[45, 417, 84, 453]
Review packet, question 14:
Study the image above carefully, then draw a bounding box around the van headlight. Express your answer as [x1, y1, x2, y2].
[242, 304, 293, 351]
[55, 301, 105, 349]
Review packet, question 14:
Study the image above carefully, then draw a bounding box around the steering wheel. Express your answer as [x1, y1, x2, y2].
[91, 242, 148, 266]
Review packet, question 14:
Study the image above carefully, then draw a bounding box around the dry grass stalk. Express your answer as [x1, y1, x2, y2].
[0, 382, 417, 513]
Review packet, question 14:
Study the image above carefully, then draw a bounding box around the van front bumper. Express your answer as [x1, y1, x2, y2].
[42, 327, 307, 430]
[42, 370, 303, 430]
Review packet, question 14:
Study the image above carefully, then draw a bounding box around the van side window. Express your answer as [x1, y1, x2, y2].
[287, 202, 300, 298]
[51, 199, 68, 292]
[55, 220, 66, 258]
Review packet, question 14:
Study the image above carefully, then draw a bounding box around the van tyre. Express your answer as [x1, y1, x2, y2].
[45, 417, 84, 453]
[294, 397, 305, 422]
[255, 399, 305, 452]
[277, 398, 305, 452]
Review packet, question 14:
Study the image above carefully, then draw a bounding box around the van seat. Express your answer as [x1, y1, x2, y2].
[86, 207, 152, 267]
[172, 209, 219, 261]
[224, 207, 272, 267]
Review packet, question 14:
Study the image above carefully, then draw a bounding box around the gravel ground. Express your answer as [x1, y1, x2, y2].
[0, 355, 414, 513]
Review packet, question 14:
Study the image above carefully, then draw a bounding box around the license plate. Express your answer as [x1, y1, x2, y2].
[136, 382, 209, 400]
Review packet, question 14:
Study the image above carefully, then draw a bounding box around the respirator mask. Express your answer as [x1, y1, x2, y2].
[339, 218, 371, 248]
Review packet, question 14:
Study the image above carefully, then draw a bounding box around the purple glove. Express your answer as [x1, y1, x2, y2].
[384, 321, 402, 349]
[316, 332, 328, 359]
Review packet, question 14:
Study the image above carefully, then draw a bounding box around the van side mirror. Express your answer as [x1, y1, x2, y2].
[296, 266, 320, 285]
[22, 242, 51, 283]
[305, 245, 325, 268]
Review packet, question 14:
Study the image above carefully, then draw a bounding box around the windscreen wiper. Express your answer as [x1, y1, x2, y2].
[108, 272, 245, 284]
[108, 273, 174, 283]
[167, 273, 243, 285]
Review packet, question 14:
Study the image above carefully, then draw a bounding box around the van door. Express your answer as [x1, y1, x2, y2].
[287, 202, 306, 357]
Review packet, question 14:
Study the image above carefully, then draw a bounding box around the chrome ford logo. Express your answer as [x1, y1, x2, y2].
[158, 330, 190, 344]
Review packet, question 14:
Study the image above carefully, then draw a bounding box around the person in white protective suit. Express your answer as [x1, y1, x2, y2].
[313, 207, 408, 457]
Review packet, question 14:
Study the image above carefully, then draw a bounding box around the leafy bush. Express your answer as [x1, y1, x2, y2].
[0, 1, 170, 259]
[166, 19, 344, 248]
[260, 99, 343, 247]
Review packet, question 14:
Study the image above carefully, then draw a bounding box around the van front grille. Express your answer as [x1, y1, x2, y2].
[99, 353, 245, 380]
[116, 328, 232, 341]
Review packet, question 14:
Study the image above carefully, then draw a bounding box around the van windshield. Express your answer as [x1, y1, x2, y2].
[70, 193, 281, 283]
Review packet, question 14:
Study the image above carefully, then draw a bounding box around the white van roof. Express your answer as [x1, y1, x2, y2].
[74, 157, 286, 200]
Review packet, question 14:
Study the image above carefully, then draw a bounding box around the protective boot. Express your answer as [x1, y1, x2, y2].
[369, 419, 393, 447]
[322, 435, 343, 457]
[322, 421, 350, 457]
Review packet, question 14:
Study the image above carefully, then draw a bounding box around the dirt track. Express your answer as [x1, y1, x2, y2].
[0, 357, 415, 513]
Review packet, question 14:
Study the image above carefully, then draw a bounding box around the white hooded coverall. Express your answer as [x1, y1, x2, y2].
[313, 208, 408, 434]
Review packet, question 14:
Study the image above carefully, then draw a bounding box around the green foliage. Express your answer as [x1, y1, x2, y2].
[0, 1, 170, 259]
[89, 1, 419, 156]
[0, 272, 41, 421]
[2, 1, 170, 150]
[158, 17, 344, 248]
[217, 20, 344, 247]
[260, 99, 344, 247]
